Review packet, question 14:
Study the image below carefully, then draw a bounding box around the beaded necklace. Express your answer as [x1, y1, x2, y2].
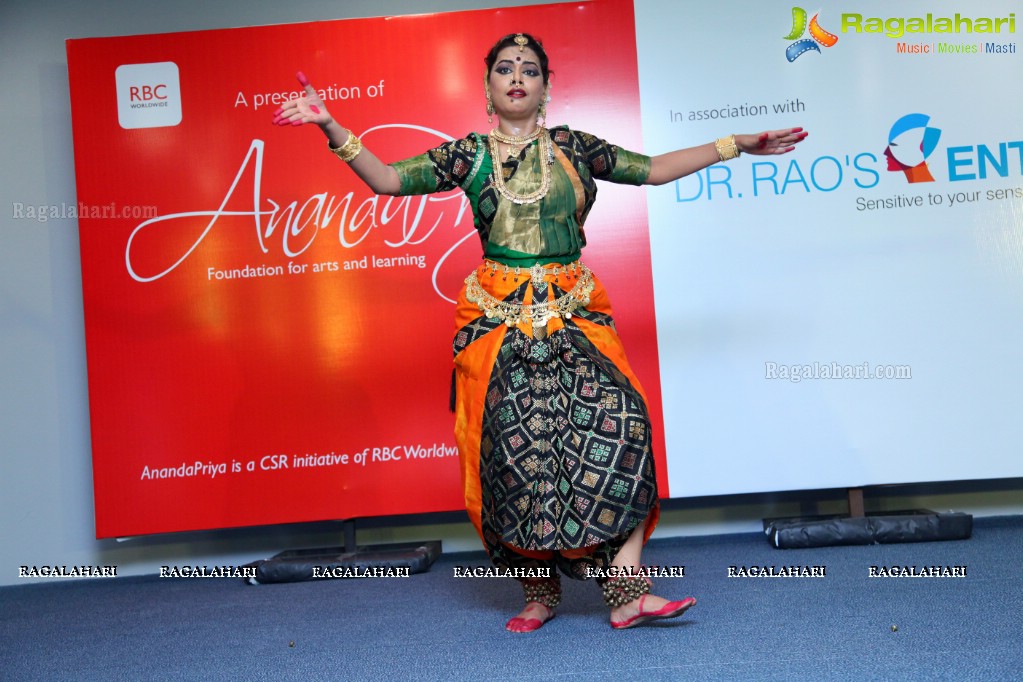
[488, 126, 555, 205]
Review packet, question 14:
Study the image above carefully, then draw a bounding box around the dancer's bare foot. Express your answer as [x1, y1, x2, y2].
[505, 601, 555, 633]
[610, 594, 696, 630]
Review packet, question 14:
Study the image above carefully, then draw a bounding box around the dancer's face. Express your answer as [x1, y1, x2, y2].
[488, 46, 545, 123]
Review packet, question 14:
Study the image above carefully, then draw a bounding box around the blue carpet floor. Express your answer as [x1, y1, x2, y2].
[2, 516, 1020, 681]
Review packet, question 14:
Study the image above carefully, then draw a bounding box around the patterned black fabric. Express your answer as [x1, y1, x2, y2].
[549, 127, 618, 231]
[452, 281, 526, 357]
[567, 304, 616, 331]
[475, 298, 657, 581]
[426, 135, 480, 193]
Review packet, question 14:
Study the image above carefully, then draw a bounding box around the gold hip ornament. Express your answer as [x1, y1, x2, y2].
[465, 263, 595, 328]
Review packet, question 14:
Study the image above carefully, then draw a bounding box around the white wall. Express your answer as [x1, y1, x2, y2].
[1, 0, 1020, 586]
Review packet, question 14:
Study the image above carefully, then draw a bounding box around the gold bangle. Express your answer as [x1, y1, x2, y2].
[328, 130, 363, 162]
[715, 135, 740, 162]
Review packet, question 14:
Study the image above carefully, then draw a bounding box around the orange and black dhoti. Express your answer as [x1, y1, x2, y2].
[452, 260, 659, 580]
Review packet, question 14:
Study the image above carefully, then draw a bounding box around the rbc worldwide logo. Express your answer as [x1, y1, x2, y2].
[783, 7, 838, 62]
[114, 62, 182, 129]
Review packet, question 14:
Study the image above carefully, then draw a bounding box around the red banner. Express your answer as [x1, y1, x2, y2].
[68, 0, 666, 538]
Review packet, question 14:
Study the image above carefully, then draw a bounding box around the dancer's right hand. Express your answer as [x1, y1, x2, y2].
[272, 71, 332, 127]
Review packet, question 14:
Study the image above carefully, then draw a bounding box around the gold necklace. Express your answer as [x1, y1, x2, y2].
[488, 127, 553, 205]
[490, 126, 541, 157]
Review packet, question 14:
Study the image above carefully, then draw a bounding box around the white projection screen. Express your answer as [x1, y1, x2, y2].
[634, 0, 1023, 496]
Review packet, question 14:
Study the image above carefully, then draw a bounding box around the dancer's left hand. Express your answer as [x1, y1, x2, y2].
[736, 127, 808, 155]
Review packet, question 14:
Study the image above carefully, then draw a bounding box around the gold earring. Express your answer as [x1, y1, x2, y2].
[484, 69, 495, 125]
[537, 86, 550, 127]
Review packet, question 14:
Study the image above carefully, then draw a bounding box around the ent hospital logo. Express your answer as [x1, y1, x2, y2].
[885, 114, 942, 184]
[783, 7, 839, 62]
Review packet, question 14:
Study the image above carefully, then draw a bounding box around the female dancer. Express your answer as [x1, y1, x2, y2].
[274, 32, 806, 631]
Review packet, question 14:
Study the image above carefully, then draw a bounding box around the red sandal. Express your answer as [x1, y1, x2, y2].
[611, 595, 696, 630]
[505, 603, 555, 633]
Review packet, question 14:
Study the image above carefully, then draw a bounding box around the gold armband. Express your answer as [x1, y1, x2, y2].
[715, 135, 740, 162]
[329, 130, 363, 162]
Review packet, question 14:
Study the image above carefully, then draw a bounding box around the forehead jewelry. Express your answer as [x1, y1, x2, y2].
[514, 34, 528, 51]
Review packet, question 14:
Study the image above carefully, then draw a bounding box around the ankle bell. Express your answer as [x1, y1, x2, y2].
[522, 574, 562, 609]
[600, 575, 651, 608]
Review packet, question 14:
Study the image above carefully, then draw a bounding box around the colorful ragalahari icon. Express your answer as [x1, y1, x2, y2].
[783, 7, 838, 62]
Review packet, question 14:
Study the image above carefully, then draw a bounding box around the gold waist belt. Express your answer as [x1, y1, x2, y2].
[465, 261, 595, 328]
